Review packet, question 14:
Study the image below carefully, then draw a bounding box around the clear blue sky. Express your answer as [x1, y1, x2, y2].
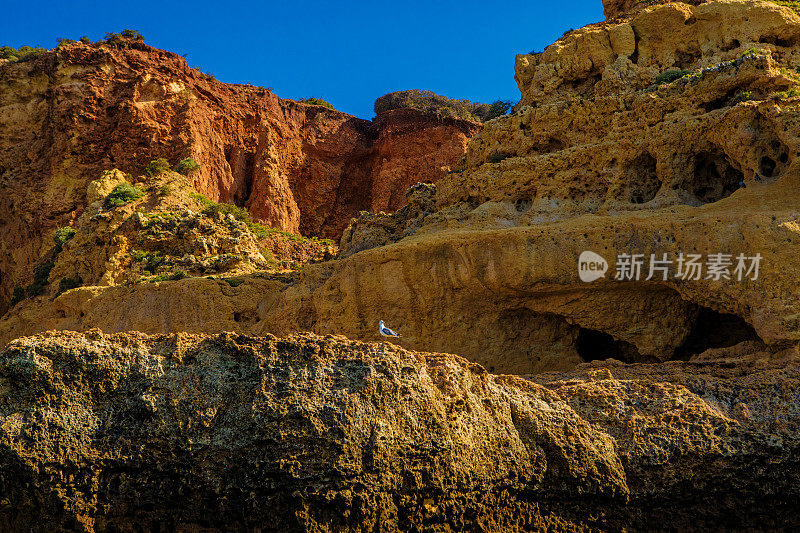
[2, 0, 604, 119]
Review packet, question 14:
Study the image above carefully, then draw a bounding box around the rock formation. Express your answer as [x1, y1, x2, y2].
[4, 1, 800, 373]
[0, 39, 478, 313]
[2, 1, 800, 529]
[0, 330, 797, 531]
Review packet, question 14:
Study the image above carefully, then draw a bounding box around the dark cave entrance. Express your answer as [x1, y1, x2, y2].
[673, 306, 761, 359]
[683, 152, 743, 203]
[576, 328, 641, 363]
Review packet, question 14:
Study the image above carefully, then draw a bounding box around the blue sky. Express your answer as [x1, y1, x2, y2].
[1, 0, 604, 118]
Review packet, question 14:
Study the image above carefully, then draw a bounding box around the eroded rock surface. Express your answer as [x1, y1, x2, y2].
[0, 331, 797, 531]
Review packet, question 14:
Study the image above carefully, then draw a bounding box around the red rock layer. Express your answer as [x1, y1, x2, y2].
[0, 40, 479, 311]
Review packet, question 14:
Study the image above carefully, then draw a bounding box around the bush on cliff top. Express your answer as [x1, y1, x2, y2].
[104, 182, 144, 209]
[104, 30, 144, 47]
[299, 98, 335, 110]
[374, 90, 513, 122]
[0, 45, 46, 63]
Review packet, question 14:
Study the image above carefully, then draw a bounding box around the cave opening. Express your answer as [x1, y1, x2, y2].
[576, 328, 640, 363]
[683, 152, 743, 203]
[759, 156, 777, 177]
[673, 306, 762, 359]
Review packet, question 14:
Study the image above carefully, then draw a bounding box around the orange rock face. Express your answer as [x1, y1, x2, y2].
[369, 108, 481, 213]
[0, 40, 478, 311]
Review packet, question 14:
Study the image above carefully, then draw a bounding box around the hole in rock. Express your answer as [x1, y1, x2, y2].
[759, 156, 777, 177]
[624, 152, 660, 204]
[759, 34, 798, 47]
[514, 197, 533, 212]
[721, 39, 740, 51]
[702, 88, 741, 112]
[684, 152, 743, 203]
[673, 307, 761, 359]
[576, 328, 640, 363]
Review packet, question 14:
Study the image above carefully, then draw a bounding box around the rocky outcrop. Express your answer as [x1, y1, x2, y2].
[0, 330, 797, 531]
[0, 39, 478, 312]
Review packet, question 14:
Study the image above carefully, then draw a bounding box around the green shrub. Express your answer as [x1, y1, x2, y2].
[53, 227, 76, 252]
[225, 278, 244, 287]
[655, 69, 691, 85]
[299, 98, 335, 110]
[740, 47, 765, 58]
[133, 250, 165, 273]
[729, 90, 754, 105]
[175, 157, 200, 175]
[169, 269, 187, 280]
[775, 87, 800, 99]
[79, 36, 91, 44]
[56, 38, 76, 47]
[158, 184, 172, 196]
[104, 182, 144, 208]
[144, 158, 171, 177]
[120, 29, 144, 40]
[483, 100, 514, 121]
[0, 45, 45, 63]
[10, 286, 25, 306]
[57, 276, 81, 295]
[105, 30, 143, 46]
[375, 89, 483, 121]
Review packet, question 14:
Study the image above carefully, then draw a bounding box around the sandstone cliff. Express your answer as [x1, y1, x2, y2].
[0, 330, 797, 531]
[4, 0, 800, 375]
[0, 38, 479, 313]
[2, 1, 800, 530]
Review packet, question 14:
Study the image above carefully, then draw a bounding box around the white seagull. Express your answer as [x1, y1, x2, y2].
[378, 320, 401, 338]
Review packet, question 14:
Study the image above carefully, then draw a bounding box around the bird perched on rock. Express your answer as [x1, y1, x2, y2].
[379, 320, 401, 338]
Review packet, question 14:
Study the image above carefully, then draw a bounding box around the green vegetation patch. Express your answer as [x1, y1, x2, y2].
[53, 227, 76, 252]
[144, 158, 171, 177]
[26, 260, 54, 297]
[0, 45, 46, 63]
[299, 98, 335, 110]
[133, 250, 165, 274]
[104, 30, 144, 47]
[175, 157, 200, 175]
[57, 276, 81, 295]
[105, 182, 144, 209]
[655, 69, 691, 85]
